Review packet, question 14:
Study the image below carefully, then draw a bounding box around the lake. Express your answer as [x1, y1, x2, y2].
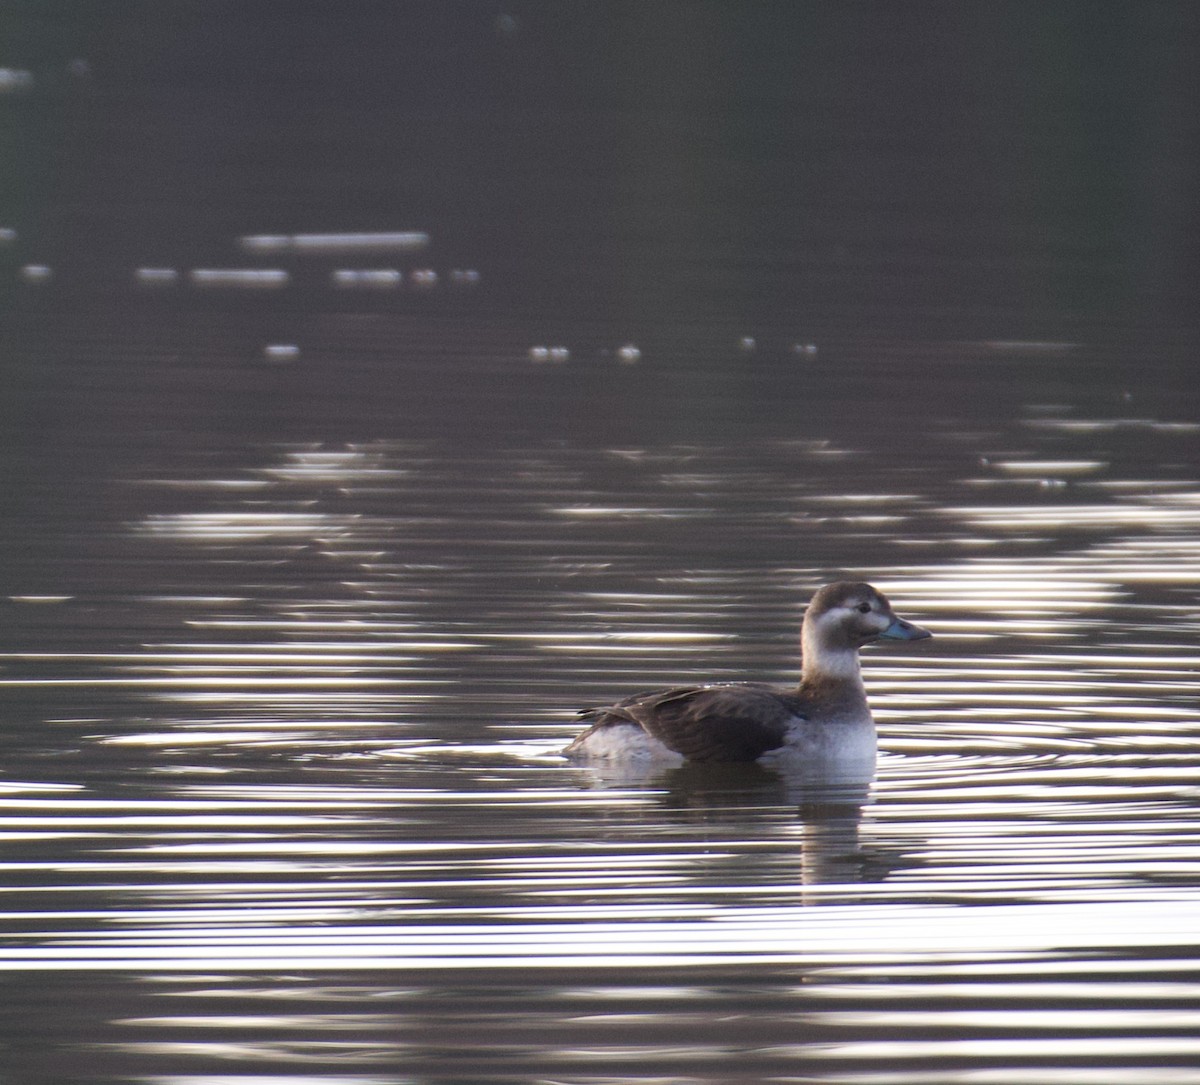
[2, 4, 1200, 1082]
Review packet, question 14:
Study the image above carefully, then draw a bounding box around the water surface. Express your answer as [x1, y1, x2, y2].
[3, 5, 1200, 1083]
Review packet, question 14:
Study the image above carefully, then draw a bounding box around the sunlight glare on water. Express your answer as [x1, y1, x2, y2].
[4, 381, 1200, 1079]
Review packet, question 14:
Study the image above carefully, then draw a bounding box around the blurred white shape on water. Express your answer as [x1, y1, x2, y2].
[992, 459, 1108, 476]
[331, 268, 402, 289]
[240, 231, 430, 254]
[262, 344, 300, 363]
[529, 346, 570, 363]
[190, 269, 289, 288]
[0, 68, 34, 93]
[136, 511, 334, 542]
[20, 264, 52, 284]
[134, 267, 179, 287]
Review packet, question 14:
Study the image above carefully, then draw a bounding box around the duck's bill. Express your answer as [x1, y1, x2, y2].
[880, 616, 932, 641]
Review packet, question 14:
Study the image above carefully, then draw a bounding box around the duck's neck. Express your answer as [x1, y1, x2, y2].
[798, 631, 870, 715]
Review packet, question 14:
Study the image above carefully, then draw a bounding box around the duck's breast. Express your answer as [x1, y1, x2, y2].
[762, 715, 878, 778]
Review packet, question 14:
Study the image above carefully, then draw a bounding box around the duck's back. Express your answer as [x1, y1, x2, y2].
[570, 682, 802, 763]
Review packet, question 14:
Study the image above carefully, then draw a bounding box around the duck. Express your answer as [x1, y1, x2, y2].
[563, 581, 930, 770]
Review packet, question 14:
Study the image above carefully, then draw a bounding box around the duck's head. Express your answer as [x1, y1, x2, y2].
[803, 581, 932, 655]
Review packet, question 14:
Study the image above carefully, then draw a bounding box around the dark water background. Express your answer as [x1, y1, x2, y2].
[3, 3, 1200, 1082]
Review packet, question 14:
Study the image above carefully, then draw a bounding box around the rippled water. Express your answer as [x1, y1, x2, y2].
[3, 322, 1200, 1082]
[5, 5, 1200, 1083]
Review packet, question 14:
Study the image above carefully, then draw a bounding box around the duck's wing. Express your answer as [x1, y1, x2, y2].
[603, 684, 798, 763]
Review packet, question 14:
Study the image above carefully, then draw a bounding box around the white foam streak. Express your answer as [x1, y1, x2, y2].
[240, 231, 429, 253]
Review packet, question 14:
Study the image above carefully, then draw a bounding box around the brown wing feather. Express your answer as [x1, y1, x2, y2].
[616, 684, 797, 762]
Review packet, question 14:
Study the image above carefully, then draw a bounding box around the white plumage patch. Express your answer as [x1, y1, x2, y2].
[564, 723, 683, 763]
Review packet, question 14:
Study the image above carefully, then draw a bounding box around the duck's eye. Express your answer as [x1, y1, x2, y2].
[856, 602, 872, 614]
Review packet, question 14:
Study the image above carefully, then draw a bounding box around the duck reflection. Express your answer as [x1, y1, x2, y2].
[573, 756, 882, 901]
